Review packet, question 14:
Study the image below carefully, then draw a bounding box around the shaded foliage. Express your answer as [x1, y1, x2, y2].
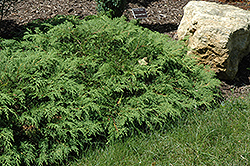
[95, 0, 127, 18]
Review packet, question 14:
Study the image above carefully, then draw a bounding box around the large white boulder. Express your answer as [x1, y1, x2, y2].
[177, 1, 250, 80]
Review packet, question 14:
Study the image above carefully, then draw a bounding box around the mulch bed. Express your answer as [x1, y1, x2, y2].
[1, 0, 250, 100]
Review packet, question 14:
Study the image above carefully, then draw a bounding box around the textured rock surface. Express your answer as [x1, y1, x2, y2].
[177, 1, 250, 80]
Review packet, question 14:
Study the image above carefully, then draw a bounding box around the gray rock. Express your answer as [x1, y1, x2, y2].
[177, 1, 250, 80]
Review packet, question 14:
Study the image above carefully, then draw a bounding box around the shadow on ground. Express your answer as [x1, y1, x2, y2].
[232, 53, 250, 86]
[140, 23, 178, 33]
[0, 19, 26, 39]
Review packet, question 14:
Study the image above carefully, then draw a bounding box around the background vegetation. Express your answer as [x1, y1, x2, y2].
[0, 15, 221, 166]
[95, 0, 127, 18]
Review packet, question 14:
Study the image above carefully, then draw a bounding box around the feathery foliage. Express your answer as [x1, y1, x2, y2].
[0, 15, 221, 165]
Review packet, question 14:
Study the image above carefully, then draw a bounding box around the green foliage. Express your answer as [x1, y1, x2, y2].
[72, 95, 250, 165]
[0, 15, 221, 165]
[95, 0, 127, 18]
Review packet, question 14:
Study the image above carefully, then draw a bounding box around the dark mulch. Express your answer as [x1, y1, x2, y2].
[1, 0, 250, 100]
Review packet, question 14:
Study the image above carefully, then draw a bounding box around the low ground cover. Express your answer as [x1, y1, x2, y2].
[1, 15, 221, 165]
[72, 95, 250, 165]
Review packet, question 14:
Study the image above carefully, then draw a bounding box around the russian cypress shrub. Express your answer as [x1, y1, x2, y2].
[0, 15, 221, 166]
[95, 0, 127, 18]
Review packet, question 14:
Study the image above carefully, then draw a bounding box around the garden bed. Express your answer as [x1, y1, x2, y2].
[1, 0, 250, 99]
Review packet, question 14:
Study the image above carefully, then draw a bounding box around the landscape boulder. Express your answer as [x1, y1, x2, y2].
[177, 1, 250, 80]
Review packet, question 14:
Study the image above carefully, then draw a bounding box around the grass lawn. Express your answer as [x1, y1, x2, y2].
[71, 95, 250, 165]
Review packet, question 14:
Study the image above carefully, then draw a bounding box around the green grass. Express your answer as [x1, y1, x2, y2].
[71, 95, 250, 165]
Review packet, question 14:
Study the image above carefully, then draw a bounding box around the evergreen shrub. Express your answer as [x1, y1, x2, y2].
[95, 0, 127, 18]
[0, 15, 221, 165]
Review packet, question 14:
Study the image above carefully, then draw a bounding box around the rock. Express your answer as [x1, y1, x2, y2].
[177, 1, 250, 80]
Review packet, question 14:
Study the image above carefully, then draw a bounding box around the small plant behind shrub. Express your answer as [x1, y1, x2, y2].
[95, 0, 127, 18]
[0, 15, 221, 166]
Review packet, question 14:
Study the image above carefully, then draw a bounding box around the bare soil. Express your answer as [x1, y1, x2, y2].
[1, 0, 250, 100]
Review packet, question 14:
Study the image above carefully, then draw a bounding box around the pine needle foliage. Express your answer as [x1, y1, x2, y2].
[0, 15, 221, 166]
